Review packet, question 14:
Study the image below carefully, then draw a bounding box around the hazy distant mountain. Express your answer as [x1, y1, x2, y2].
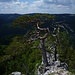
[0, 14, 75, 45]
[0, 14, 24, 44]
[0, 14, 21, 24]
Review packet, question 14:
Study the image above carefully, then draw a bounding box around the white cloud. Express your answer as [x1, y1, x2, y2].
[29, 0, 75, 14]
[0, 1, 29, 13]
[0, 0, 75, 14]
[0, 0, 17, 2]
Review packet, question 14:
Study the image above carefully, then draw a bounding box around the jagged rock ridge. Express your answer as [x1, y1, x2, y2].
[37, 52, 73, 75]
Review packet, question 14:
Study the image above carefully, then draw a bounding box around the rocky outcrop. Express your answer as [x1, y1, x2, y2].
[37, 52, 73, 75]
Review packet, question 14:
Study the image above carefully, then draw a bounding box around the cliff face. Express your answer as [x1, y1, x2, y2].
[43, 64, 73, 75]
[37, 52, 73, 75]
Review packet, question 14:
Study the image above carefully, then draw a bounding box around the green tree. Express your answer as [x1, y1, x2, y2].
[13, 14, 55, 28]
[0, 36, 42, 75]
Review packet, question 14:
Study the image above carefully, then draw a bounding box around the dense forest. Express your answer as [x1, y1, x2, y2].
[0, 13, 75, 75]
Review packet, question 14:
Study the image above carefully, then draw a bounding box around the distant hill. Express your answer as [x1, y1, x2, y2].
[0, 14, 22, 24]
[0, 14, 25, 45]
[54, 14, 75, 31]
[0, 14, 75, 45]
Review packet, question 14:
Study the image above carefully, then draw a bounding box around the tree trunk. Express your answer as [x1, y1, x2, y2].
[54, 45, 57, 61]
[40, 39, 48, 66]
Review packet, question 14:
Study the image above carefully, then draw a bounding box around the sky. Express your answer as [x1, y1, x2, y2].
[0, 0, 75, 14]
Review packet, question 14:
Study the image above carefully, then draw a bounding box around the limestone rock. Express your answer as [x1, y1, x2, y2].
[11, 72, 21, 75]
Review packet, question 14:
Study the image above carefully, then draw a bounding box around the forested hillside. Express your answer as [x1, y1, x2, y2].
[0, 14, 75, 45]
[0, 14, 26, 45]
[0, 14, 75, 75]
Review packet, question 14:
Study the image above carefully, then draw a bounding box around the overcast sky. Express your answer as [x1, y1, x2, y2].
[0, 0, 75, 14]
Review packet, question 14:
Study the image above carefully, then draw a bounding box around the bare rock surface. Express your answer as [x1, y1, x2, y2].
[37, 52, 74, 75]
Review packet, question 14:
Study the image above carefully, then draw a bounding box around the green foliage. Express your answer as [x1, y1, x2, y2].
[0, 36, 41, 75]
[13, 14, 55, 28]
[45, 31, 75, 73]
[0, 29, 75, 75]
[0, 45, 6, 56]
[0, 14, 75, 75]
